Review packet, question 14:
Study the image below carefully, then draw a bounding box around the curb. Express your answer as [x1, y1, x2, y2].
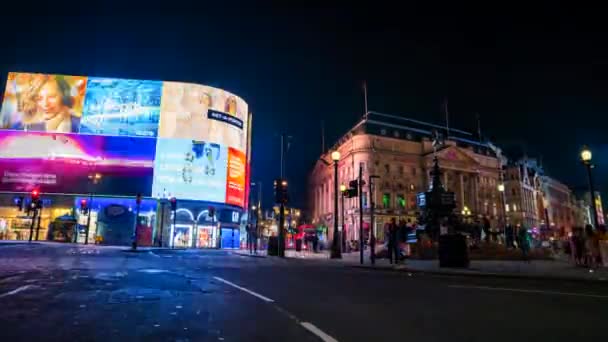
[232, 252, 267, 258]
[350, 265, 608, 283]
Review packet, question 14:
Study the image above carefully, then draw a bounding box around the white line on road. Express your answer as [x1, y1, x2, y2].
[0, 285, 36, 298]
[448, 285, 608, 299]
[301, 322, 339, 342]
[213, 276, 275, 302]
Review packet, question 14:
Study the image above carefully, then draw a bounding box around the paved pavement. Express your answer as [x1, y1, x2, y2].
[1, 242, 608, 341]
[234, 249, 608, 282]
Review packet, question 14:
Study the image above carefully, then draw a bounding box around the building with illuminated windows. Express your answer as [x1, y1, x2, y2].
[308, 111, 504, 244]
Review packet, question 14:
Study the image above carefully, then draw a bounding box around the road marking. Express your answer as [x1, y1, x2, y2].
[300, 322, 339, 342]
[0, 285, 36, 298]
[213, 276, 275, 302]
[148, 251, 161, 257]
[448, 285, 608, 299]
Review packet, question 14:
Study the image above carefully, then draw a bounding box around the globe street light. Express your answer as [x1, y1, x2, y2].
[581, 146, 599, 228]
[331, 151, 342, 258]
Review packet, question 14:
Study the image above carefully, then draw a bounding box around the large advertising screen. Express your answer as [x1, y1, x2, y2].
[80, 77, 162, 137]
[158, 82, 248, 151]
[0, 73, 87, 133]
[151, 139, 228, 203]
[0, 131, 155, 196]
[0, 72, 250, 207]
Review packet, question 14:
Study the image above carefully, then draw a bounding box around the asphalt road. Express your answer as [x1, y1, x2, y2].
[0, 242, 607, 342]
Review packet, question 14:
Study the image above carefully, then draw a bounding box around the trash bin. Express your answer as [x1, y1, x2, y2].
[267, 236, 279, 256]
[438, 234, 469, 268]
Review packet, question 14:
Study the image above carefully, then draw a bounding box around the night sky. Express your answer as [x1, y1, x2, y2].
[2, 4, 607, 210]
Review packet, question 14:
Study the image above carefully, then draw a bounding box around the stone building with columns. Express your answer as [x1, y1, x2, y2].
[308, 111, 504, 244]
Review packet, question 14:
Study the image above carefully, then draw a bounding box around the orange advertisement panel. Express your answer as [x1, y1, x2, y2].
[226, 147, 246, 207]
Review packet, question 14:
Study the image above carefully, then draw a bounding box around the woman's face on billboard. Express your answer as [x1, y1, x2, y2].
[37, 80, 66, 120]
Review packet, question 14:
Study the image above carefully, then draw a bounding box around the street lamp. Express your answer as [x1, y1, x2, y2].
[156, 189, 168, 247]
[580, 146, 599, 228]
[331, 151, 342, 259]
[340, 184, 347, 252]
[85, 172, 102, 245]
[498, 183, 506, 238]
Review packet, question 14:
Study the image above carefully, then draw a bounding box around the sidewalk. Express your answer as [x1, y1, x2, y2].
[234, 248, 608, 282]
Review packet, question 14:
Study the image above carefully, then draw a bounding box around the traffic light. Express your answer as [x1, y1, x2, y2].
[31, 189, 40, 202]
[274, 178, 289, 204]
[80, 199, 89, 215]
[170, 197, 177, 211]
[31, 189, 42, 210]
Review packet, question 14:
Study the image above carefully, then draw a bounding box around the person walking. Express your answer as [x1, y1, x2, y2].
[387, 218, 399, 264]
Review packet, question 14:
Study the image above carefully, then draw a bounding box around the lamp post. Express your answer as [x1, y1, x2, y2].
[157, 188, 168, 247]
[331, 151, 342, 259]
[497, 183, 506, 237]
[85, 172, 102, 245]
[581, 146, 599, 228]
[340, 184, 346, 252]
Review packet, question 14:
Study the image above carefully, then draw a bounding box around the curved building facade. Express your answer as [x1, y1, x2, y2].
[0, 72, 251, 248]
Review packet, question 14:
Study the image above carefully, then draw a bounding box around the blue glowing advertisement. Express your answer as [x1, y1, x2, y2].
[80, 77, 162, 137]
[151, 138, 228, 202]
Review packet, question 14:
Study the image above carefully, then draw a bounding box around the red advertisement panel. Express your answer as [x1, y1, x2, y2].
[225, 147, 246, 207]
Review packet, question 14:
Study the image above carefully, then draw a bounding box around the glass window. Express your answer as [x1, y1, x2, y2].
[398, 165, 404, 175]
[412, 167, 417, 175]
[362, 192, 368, 208]
[397, 194, 406, 208]
[513, 204, 517, 211]
[505, 204, 510, 212]
[382, 193, 391, 208]
[384, 164, 390, 174]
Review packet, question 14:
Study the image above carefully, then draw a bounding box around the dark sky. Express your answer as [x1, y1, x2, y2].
[2, 3, 608, 209]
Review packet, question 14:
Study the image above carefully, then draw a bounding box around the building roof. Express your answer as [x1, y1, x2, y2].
[328, 111, 497, 157]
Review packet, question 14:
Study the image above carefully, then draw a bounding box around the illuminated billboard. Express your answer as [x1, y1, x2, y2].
[0, 131, 155, 196]
[158, 82, 248, 152]
[80, 77, 162, 137]
[151, 139, 228, 203]
[0, 72, 250, 207]
[0, 73, 87, 133]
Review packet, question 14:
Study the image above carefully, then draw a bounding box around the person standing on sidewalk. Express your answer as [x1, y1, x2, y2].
[388, 218, 399, 264]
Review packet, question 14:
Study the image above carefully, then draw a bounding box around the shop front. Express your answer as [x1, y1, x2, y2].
[0, 194, 74, 242]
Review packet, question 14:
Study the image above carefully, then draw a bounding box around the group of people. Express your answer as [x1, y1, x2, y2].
[570, 225, 608, 268]
[385, 218, 416, 264]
